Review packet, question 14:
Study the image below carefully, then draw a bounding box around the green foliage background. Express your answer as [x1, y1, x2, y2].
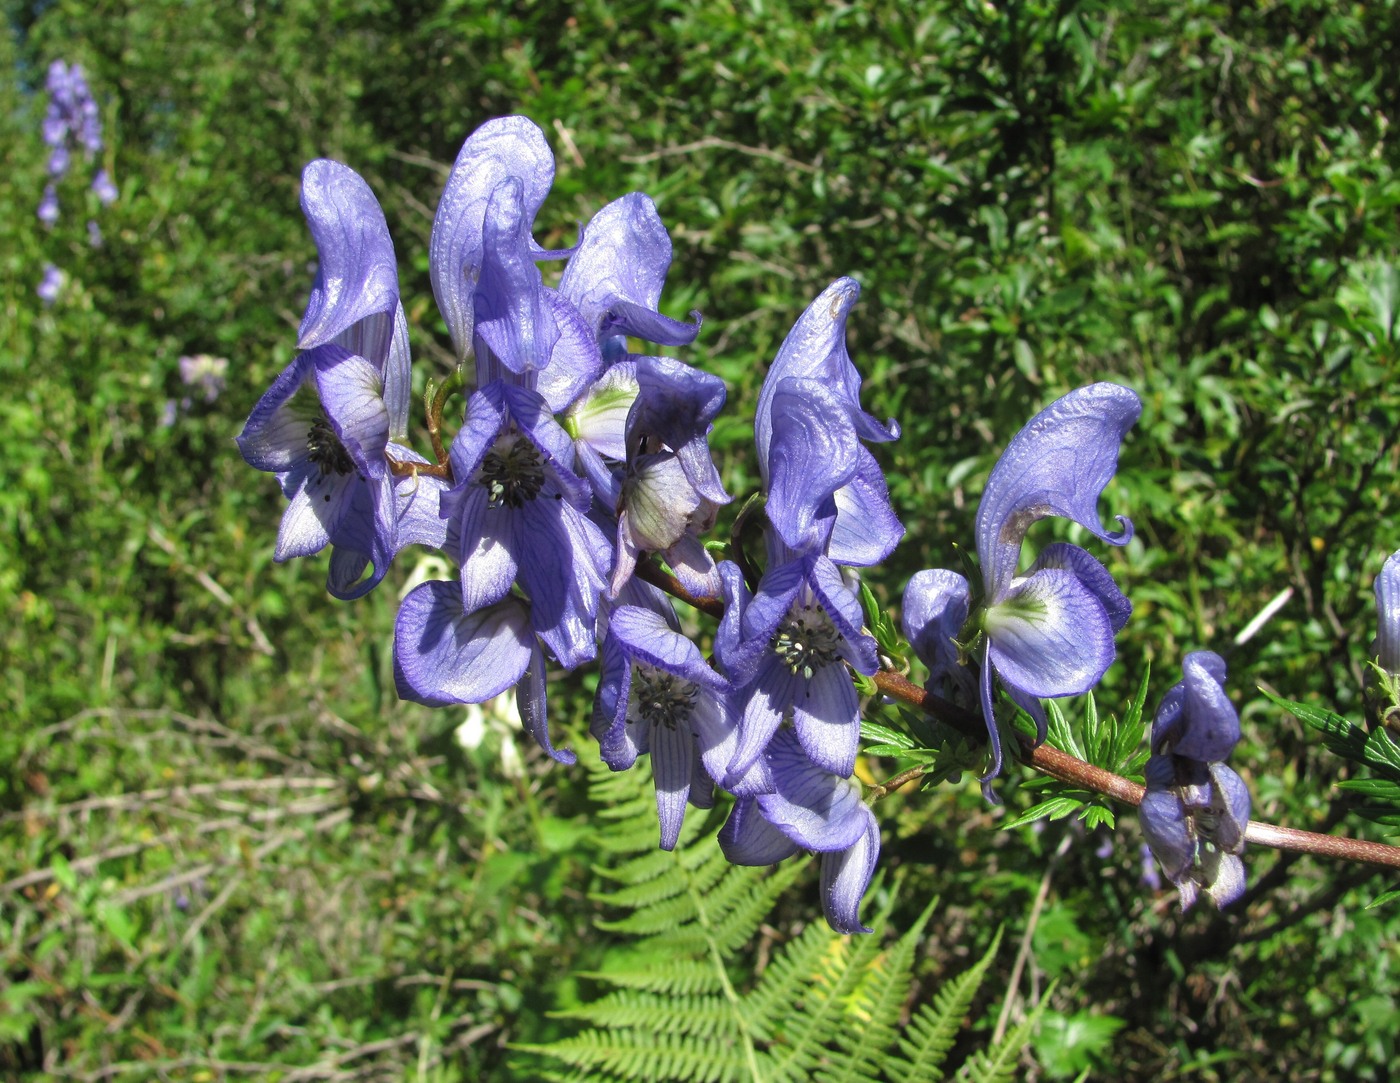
[2, 0, 1399, 1078]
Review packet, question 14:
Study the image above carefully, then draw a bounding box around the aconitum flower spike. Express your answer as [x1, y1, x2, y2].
[754, 278, 901, 566]
[1139, 651, 1250, 909]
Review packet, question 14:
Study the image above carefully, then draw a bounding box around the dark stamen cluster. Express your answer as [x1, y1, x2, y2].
[480, 435, 545, 508]
[772, 606, 843, 680]
[630, 664, 699, 730]
[307, 417, 354, 478]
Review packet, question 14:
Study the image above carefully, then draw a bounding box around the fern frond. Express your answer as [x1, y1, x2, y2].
[891, 926, 1004, 1082]
[551, 989, 746, 1041]
[580, 955, 727, 997]
[955, 1001, 1045, 1083]
[513, 1029, 756, 1083]
[743, 921, 839, 1033]
[816, 896, 940, 1083]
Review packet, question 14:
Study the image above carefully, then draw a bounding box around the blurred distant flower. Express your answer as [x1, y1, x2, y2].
[179, 354, 229, 403]
[92, 168, 117, 205]
[48, 144, 70, 177]
[87, 219, 102, 248]
[160, 399, 178, 428]
[37, 263, 63, 305]
[1139, 842, 1162, 891]
[1139, 651, 1251, 909]
[38, 184, 59, 225]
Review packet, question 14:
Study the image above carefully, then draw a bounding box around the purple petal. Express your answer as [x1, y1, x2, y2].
[1378, 551, 1400, 674]
[384, 303, 413, 440]
[976, 382, 1141, 600]
[827, 448, 904, 567]
[1153, 651, 1239, 761]
[1140, 762, 1193, 883]
[764, 378, 858, 554]
[1209, 762, 1251, 853]
[790, 660, 861, 777]
[1202, 851, 1245, 908]
[475, 176, 560, 375]
[820, 810, 880, 934]
[631, 356, 729, 505]
[532, 289, 604, 412]
[726, 654, 796, 786]
[455, 487, 519, 612]
[608, 606, 724, 689]
[394, 584, 533, 705]
[430, 117, 555, 361]
[756, 730, 870, 853]
[297, 160, 400, 359]
[719, 797, 801, 866]
[652, 719, 693, 851]
[755, 279, 898, 474]
[985, 567, 1117, 698]
[515, 498, 610, 669]
[237, 354, 319, 473]
[517, 638, 577, 764]
[1030, 542, 1131, 634]
[558, 192, 699, 347]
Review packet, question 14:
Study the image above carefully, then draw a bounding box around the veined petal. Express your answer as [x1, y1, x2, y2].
[384, 302, 412, 441]
[764, 378, 858, 554]
[726, 654, 796, 785]
[755, 278, 897, 478]
[515, 498, 609, 669]
[430, 117, 556, 361]
[652, 720, 693, 851]
[533, 288, 604, 412]
[273, 465, 345, 560]
[791, 661, 861, 777]
[455, 486, 518, 612]
[1209, 762, 1251, 853]
[566, 362, 638, 463]
[237, 353, 318, 473]
[1377, 551, 1400, 674]
[608, 606, 724, 689]
[719, 797, 801, 866]
[297, 159, 399, 355]
[820, 811, 880, 934]
[631, 357, 729, 505]
[976, 382, 1141, 600]
[518, 638, 577, 764]
[985, 566, 1116, 699]
[558, 192, 699, 347]
[827, 448, 903, 567]
[756, 730, 869, 853]
[903, 568, 973, 692]
[312, 347, 389, 467]
[394, 583, 533, 705]
[1030, 542, 1131, 634]
[1201, 851, 1245, 908]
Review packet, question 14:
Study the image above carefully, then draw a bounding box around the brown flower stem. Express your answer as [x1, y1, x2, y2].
[872, 667, 1400, 873]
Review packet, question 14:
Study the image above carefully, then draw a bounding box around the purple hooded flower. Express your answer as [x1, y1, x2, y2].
[393, 583, 575, 764]
[441, 379, 611, 669]
[754, 278, 902, 567]
[92, 168, 118, 205]
[1139, 651, 1251, 909]
[239, 159, 446, 596]
[719, 728, 880, 934]
[903, 383, 1139, 799]
[558, 192, 701, 363]
[592, 603, 737, 849]
[606, 357, 730, 597]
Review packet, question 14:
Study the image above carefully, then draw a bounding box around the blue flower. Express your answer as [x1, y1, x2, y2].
[558, 192, 701, 364]
[903, 383, 1139, 798]
[719, 728, 880, 934]
[1375, 551, 1400, 678]
[754, 278, 901, 566]
[441, 379, 611, 669]
[238, 159, 444, 597]
[1139, 651, 1251, 909]
[592, 603, 737, 849]
[393, 584, 575, 764]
